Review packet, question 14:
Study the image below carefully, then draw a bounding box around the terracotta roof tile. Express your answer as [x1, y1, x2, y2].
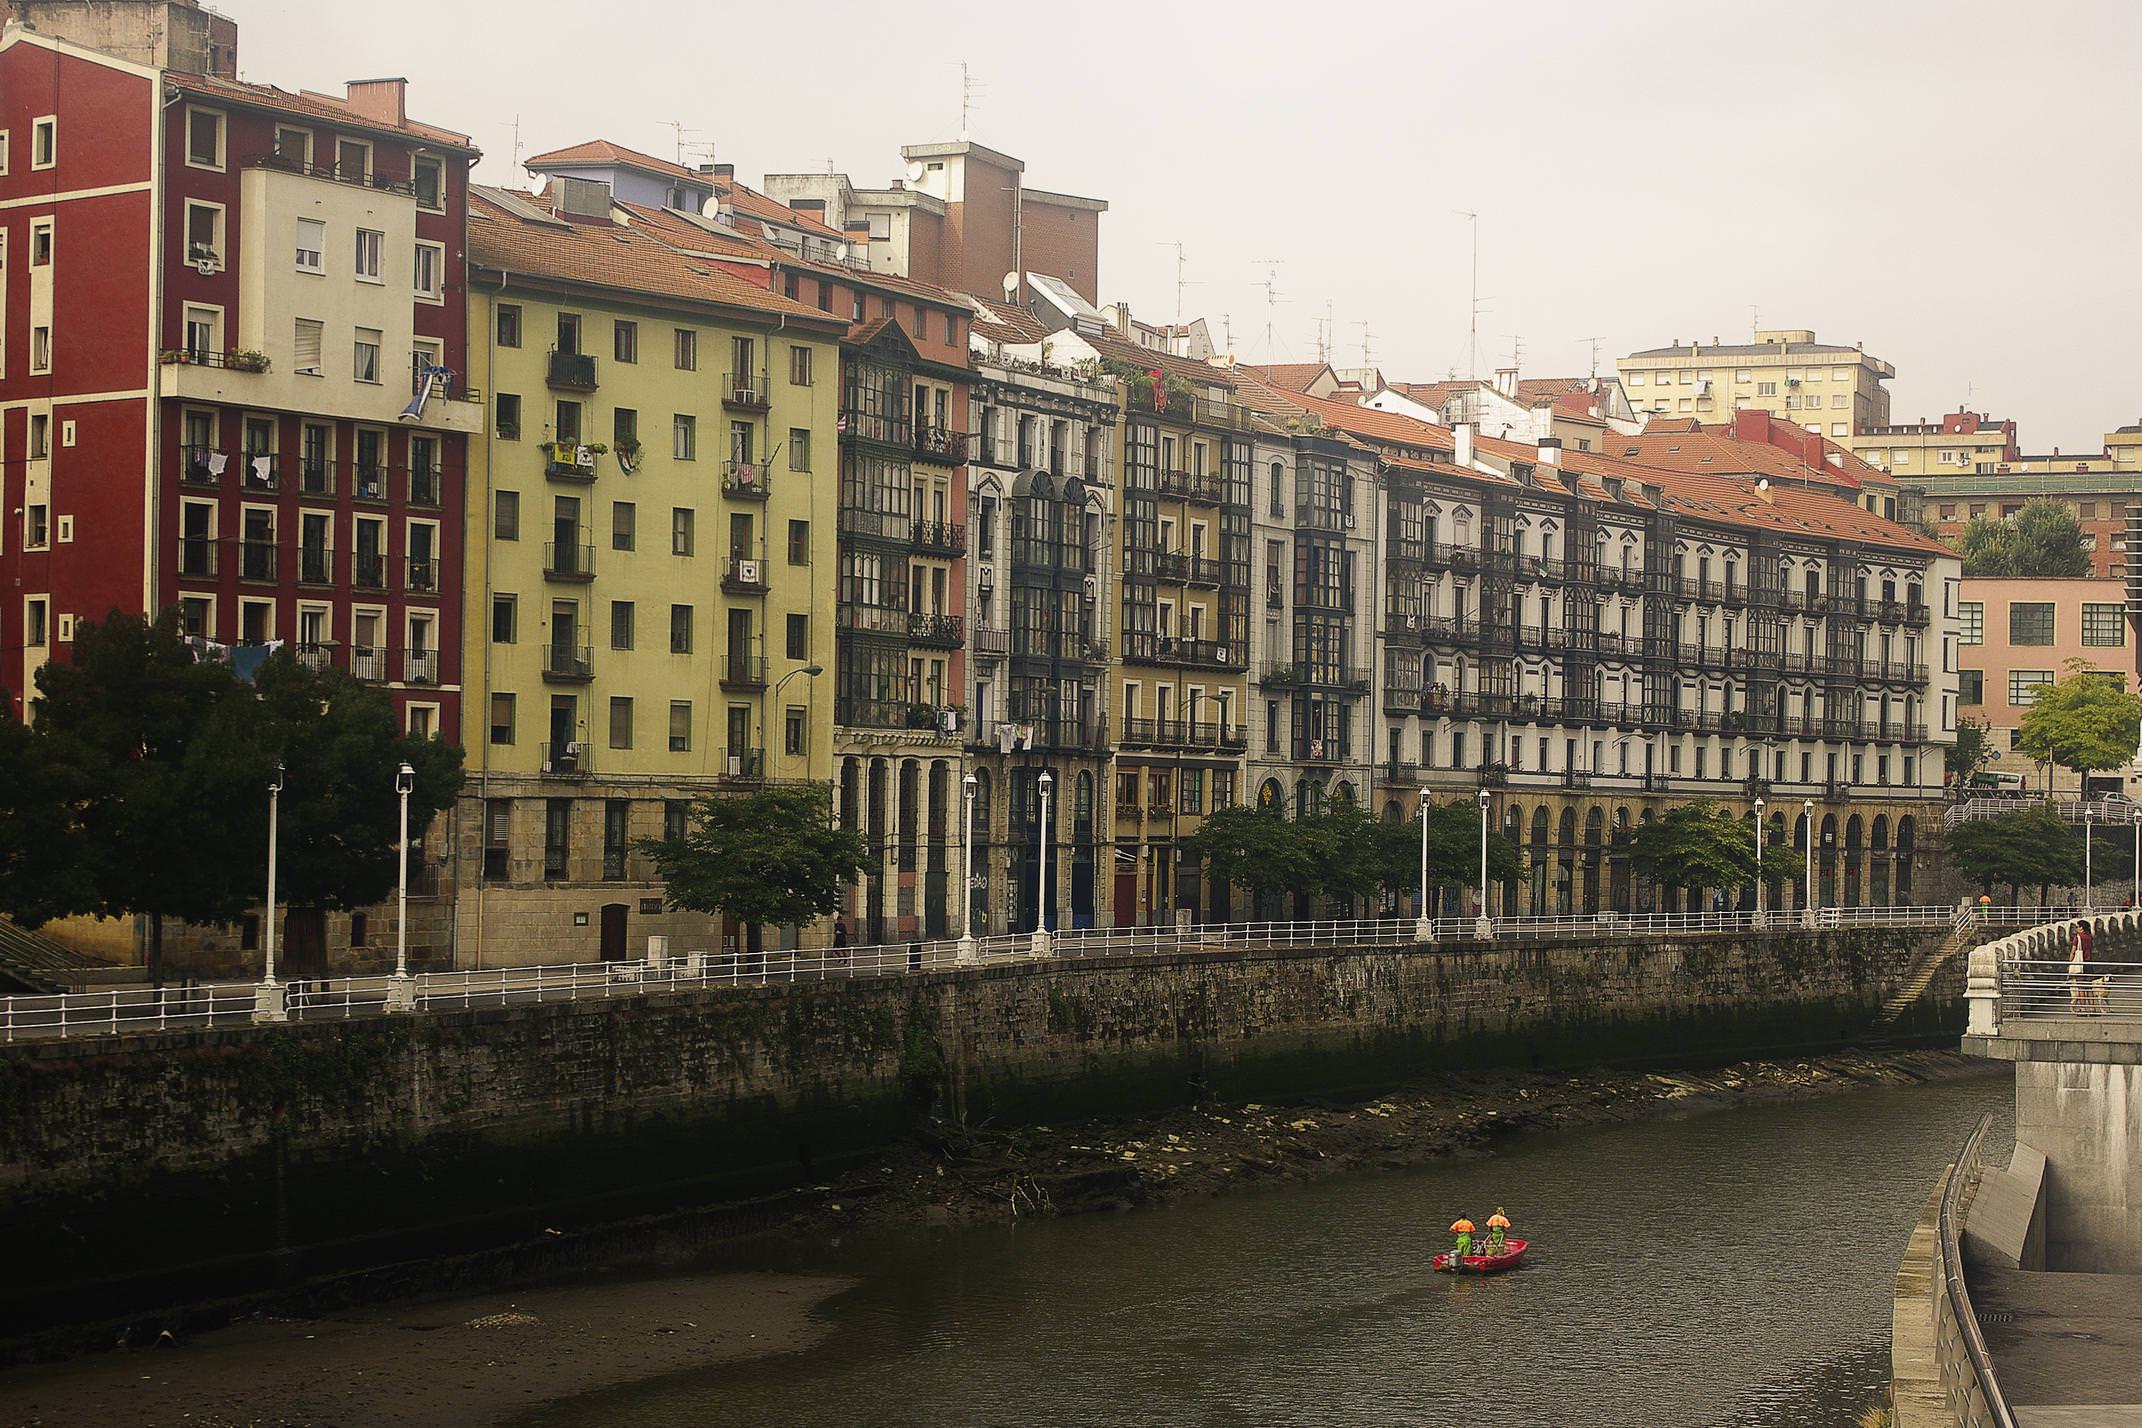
[170, 74, 473, 152]
[526, 139, 698, 183]
[716, 179, 847, 242]
[1238, 361, 1334, 393]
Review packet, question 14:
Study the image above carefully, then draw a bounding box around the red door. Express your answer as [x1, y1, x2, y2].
[1113, 872, 1138, 928]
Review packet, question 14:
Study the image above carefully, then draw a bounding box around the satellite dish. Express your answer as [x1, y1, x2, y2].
[906, 159, 927, 183]
[1002, 270, 1020, 299]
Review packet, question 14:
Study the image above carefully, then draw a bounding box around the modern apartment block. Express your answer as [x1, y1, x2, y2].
[1617, 330, 1895, 437]
[961, 294, 1119, 934]
[1890, 422, 2142, 582]
[1956, 576, 2134, 796]
[454, 184, 845, 964]
[0, 6, 479, 738]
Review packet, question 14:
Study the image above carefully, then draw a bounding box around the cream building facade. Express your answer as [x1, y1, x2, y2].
[1619, 330, 1894, 438]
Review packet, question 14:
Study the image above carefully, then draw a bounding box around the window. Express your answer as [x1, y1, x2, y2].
[489, 692, 515, 745]
[492, 593, 517, 643]
[496, 393, 521, 439]
[32, 117, 56, 169]
[30, 220, 53, 266]
[611, 501, 635, 551]
[494, 490, 520, 542]
[28, 416, 48, 461]
[613, 407, 638, 453]
[610, 599, 635, 650]
[1958, 601, 1982, 644]
[354, 228, 383, 282]
[2008, 602, 2055, 646]
[1756, 381, 1777, 397]
[353, 328, 382, 383]
[186, 107, 224, 168]
[790, 428, 812, 471]
[413, 241, 444, 300]
[23, 504, 47, 549]
[786, 612, 808, 660]
[2083, 603, 2126, 646]
[670, 603, 693, 653]
[496, 304, 522, 347]
[673, 414, 696, 460]
[299, 319, 329, 378]
[609, 697, 634, 749]
[673, 328, 698, 370]
[788, 518, 809, 565]
[544, 799, 570, 880]
[785, 708, 806, 756]
[614, 320, 638, 364]
[412, 155, 444, 210]
[184, 201, 222, 264]
[671, 507, 695, 555]
[24, 597, 49, 647]
[294, 217, 325, 272]
[1959, 669, 1984, 705]
[789, 345, 813, 385]
[2009, 669, 2054, 706]
[30, 325, 51, 373]
[668, 701, 692, 752]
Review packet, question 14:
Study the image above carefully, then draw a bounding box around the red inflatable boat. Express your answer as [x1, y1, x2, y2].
[1432, 1237, 1528, 1274]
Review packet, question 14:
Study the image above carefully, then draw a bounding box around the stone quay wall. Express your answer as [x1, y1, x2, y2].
[0, 926, 1954, 1337]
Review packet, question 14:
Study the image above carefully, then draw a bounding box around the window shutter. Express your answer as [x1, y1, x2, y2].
[294, 318, 323, 374]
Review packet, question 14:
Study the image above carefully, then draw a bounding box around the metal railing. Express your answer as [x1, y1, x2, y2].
[1939, 1116, 2020, 1428]
[1997, 957, 2142, 1019]
[0, 903, 2044, 1044]
[1944, 793, 2141, 830]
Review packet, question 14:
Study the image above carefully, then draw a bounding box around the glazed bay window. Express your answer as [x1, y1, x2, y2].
[1959, 669, 1984, 705]
[2009, 669, 2053, 707]
[2008, 602, 2055, 646]
[2083, 603, 2126, 646]
[1958, 601, 1983, 645]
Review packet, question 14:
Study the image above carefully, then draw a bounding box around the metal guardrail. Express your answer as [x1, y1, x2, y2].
[1944, 794, 2142, 829]
[1998, 957, 2142, 1019]
[1939, 1115, 2020, 1428]
[0, 904, 2022, 1044]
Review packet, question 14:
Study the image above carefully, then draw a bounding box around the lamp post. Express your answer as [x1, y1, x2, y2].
[254, 763, 287, 1023]
[766, 663, 825, 772]
[1415, 796, 1435, 942]
[1475, 787, 1492, 938]
[386, 761, 418, 1011]
[1033, 769, 1054, 956]
[2084, 806, 2095, 910]
[1753, 796, 1766, 927]
[959, 771, 979, 964]
[2132, 809, 2140, 908]
[1802, 798, 1816, 929]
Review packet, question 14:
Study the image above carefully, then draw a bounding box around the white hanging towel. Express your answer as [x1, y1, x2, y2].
[206, 451, 229, 475]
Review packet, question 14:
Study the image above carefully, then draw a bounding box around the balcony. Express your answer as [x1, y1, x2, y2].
[835, 697, 962, 735]
[721, 555, 768, 595]
[908, 612, 965, 647]
[1120, 631, 1245, 670]
[353, 552, 389, 591]
[1192, 395, 1248, 432]
[914, 425, 969, 465]
[294, 642, 332, 673]
[159, 347, 271, 374]
[1157, 468, 1223, 505]
[1823, 780, 1850, 802]
[723, 461, 770, 499]
[178, 445, 225, 488]
[838, 507, 911, 544]
[353, 464, 389, 502]
[351, 646, 385, 682]
[298, 460, 333, 497]
[1118, 717, 1248, 753]
[913, 520, 967, 556]
[720, 748, 766, 781]
[406, 556, 440, 595]
[177, 536, 219, 579]
[1904, 602, 1931, 628]
[1477, 762, 1511, 788]
[237, 454, 280, 493]
[1260, 665, 1373, 694]
[297, 546, 334, 586]
[973, 624, 1011, 656]
[404, 650, 439, 685]
[409, 466, 442, 509]
[544, 443, 599, 482]
[1294, 736, 1348, 764]
[837, 604, 911, 638]
[723, 373, 770, 411]
[720, 654, 767, 690]
[1001, 713, 1111, 754]
[546, 350, 598, 391]
[238, 541, 277, 582]
[1154, 550, 1222, 586]
[542, 642, 594, 683]
[544, 541, 595, 582]
[244, 150, 419, 199]
[540, 740, 591, 776]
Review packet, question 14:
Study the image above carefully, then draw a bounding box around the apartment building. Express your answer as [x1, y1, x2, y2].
[1956, 576, 2134, 795]
[961, 293, 1119, 935]
[454, 184, 845, 965]
[1618, 330, 1895, 437]
[1847, 409, 2020, 480]
[1896, 423, 2142, 581]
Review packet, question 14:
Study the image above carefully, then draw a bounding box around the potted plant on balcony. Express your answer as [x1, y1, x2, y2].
[228, 350, 271, 373]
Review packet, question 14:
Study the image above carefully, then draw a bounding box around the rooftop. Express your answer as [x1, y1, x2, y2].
[169, 73, 474, 152]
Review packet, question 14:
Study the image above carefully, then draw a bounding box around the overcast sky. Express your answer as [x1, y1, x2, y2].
[224, 0, 2141, 451]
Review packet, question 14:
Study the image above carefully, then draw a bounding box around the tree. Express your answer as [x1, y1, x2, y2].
[1189, 804, 1317, 914]
[2016, 660, 2142, 791]
[638, 785, 868, 948]
[243, 656, 463, 913]
[1300, 802, 1391, 914]
[1947, 807, 2082, 905]
[1946, 715, 1995, 787]
[1629, 801, 1797, 902]
[1957, 498, 2091, 578]
[0, 716, 95, 929]
[26, 612, 263, 977]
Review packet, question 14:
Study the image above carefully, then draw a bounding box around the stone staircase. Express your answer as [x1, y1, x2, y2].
[0, 918, 105, 994]
[1881, 913, 1979, 1023]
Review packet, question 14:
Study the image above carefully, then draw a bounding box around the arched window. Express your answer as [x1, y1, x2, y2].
[1074, 770, 1094, 836]
[972, 767, 992, 838]
[1268, 460, 1285, 517]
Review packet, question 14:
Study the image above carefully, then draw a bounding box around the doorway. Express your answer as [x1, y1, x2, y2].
[599, 902, 628, 963]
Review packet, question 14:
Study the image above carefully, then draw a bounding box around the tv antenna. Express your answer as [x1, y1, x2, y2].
[1253, 260, 1286, 359]
[1359, 321, 1374, 372]
[1159, 240, 1200, 326]
[1576, 336, 1604, 378]
[1459, 210, 1481, 378]
[665, 120, 706, 168]
[958, 61, 986, 140]
[1316, 299, 1334, 363]
[1749, 304, 1761, 340]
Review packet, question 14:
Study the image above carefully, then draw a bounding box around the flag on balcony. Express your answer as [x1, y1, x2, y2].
[401, 363, 453, 423]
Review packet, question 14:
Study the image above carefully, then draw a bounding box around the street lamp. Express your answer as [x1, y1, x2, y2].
[2132, 809, 2140, 908]
[1415, 796, 1435, 942]
[1753, 796, 1766, 926]
[1033, 769, 1055, 956]
[767, 664, 825, 770]
[959, 771, 979, 964]
[254, 763, 288, 1023]
[1475, 787, 1492, 938]
[1802, 798, 1816, 929]
[386, 761, 418, 1011]
[2084, 805, 2095, 910]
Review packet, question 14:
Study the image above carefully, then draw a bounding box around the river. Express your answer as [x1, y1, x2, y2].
[513, 1068, 2012, 1428]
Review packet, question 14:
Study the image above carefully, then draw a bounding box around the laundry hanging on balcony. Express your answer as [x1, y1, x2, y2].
[401, 363, 453, 422]
[229, 640, 285, 683]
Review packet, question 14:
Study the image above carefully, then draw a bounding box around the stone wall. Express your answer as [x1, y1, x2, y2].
[0, 926, 1950, 1336]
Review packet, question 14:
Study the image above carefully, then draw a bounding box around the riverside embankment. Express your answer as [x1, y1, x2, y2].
[0, 925, 1960, 1347]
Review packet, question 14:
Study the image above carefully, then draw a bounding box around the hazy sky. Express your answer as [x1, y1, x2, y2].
[223, 0, 2142, 451]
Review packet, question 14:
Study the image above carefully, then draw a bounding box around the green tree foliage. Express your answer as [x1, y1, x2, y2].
[638, 785, 868, 943]
[1422, 800, 1526, 888]
[2016, 660, 2142, 783]
[0, 716, 94, 929]
[1188, 805, 1317, 905]
[1945, 715, 1996, 785]
[1629, 801, 1798, 897]
[1957, 498, 2092, 578]
[1947, 806, 2083, 903]
[1192, 801, 1525, 913]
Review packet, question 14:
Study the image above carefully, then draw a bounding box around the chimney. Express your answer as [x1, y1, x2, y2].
[1493, 366, 1518, 398]
[1756, 478, 1774, 504]
[555, 176, 614, 223]
[711, 163, 735, 183]
[1536, 436, 1562, 467]
[344, 78, 409, 129]
[1454, 422, 1476, 468]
